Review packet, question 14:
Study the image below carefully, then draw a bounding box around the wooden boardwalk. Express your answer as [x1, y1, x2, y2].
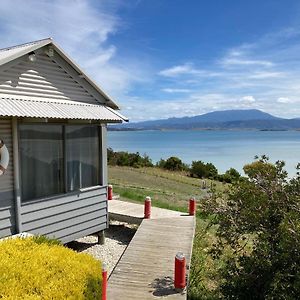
[109, 199, 184, 224]
[108, 200, 196, 299]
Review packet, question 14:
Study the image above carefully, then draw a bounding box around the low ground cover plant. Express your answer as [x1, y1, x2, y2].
[0, 237, 102, 299]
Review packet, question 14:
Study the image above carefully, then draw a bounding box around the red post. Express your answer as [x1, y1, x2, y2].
[189, 197, 196, 216]
[174, 252, 186, 290]
[107, 185, 113, 201]
[144, 196, 151, 219]
[102, 263, 107, 300]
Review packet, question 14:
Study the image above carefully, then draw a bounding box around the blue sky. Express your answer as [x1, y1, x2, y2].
[0, 0, 300, 121]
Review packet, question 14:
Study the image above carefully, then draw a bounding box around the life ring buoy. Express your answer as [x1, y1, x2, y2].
[0, 140, 9, 176]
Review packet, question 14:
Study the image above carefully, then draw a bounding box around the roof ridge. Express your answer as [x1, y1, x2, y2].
[0, 37, 52, 52]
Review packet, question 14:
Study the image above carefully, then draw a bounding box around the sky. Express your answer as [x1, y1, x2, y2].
[0, 0, 300, 121]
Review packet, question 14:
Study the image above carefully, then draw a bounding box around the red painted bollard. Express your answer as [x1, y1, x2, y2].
[144, 196, 151, 219]
[102, 263, 108, 300]
[107, 184, 113, 201]
[174, 252, 186, 290]
[189, 197, 196, 216]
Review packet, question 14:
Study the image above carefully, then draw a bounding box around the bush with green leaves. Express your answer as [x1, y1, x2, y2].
[107, 148, 153, 168]
[190, 160, 218, 179]
[218, 168, 241, 183]
[202, 156, 300, 299]
[157, 156, 188, 171]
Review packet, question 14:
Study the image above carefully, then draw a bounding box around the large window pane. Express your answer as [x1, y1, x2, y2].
[66, 126, 99, 191]
[20, 125, 64, 201]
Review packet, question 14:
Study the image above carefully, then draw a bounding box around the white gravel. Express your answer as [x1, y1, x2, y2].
[68, 221, 137, 276]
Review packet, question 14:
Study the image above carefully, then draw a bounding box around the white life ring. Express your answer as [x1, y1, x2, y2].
[0, 140, 9, 176]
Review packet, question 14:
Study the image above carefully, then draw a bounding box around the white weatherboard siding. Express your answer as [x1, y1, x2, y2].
[0, 52, 99, 105]
[0, 38, 119, 110]
[0, 118, 15, 237]
[21, 187, 108, 244]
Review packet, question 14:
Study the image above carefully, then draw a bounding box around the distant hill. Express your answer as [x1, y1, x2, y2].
[110, 109, 300, 131]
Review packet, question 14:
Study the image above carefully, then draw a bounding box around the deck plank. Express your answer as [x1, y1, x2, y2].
[108, 200, 195, 299]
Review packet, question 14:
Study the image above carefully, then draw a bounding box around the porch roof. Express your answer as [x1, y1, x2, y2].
[0, 97, 128, 122]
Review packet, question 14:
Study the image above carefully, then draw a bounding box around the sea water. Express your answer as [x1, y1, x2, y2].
[108, 130, 300, 176]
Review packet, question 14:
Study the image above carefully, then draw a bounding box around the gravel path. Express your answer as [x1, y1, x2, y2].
[68, 221, 137, 276]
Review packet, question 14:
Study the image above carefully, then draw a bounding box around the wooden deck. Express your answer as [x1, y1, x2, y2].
[108, 199, 196, 299]
[109, 199, 184, 224]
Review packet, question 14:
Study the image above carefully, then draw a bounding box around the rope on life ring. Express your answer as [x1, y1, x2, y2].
[0, 139, 9, 176]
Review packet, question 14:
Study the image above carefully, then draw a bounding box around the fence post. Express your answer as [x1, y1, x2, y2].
[144, 196, 151, 219]
[108, 184, 113, 201]
[189, 197, 196, 216]
[102, 263, 108, 300]
[174, 252, 186, 290]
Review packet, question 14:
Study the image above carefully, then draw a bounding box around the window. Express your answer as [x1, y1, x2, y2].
[20, 124, 101, 201]
[20, 125, 64, 201]
[66, 126, 99, 191]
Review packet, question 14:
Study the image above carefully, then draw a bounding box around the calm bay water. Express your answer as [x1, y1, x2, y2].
[108, 130, 300, 176]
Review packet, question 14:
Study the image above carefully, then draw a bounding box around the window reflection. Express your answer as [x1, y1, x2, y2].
[66, 126, 99, 191]
[20, 125, 64, 201]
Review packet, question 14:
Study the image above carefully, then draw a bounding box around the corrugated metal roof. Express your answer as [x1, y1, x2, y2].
[0, 97, 128, 122]
[0, 38, 121, 111]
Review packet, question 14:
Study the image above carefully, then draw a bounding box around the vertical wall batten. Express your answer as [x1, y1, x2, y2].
[12, 117, 22, 233]
[100, 124, 108, 186]
[0, 118, 15, 237]
[99, 124, 109, 228]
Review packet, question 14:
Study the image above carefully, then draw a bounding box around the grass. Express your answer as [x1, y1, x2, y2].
[108, 165, 227, 299]
[109, 166, 224, 208]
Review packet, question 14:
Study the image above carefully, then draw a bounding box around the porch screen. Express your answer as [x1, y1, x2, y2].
[66, 126, 100, 191]
[20, 125, 64, 201]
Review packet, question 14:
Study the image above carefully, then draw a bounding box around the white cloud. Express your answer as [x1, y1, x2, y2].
[162, 88, 191, 93]
[277, 97, 294, 103]
[152, 27, 300, 120]
[240, 96, 256, 103]
[0, 0, 149, 99]
[221, 58, 274, 68]
[159, 63, 201, 77]
[248, 72, 284, 79]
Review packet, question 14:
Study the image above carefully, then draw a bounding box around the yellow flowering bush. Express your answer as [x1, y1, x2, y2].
[0, 237, 102, 299]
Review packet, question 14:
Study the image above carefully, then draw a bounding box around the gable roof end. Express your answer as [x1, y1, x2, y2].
[0, 38, 120, 110]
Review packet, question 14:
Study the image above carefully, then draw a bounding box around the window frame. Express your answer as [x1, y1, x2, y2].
[19, 122, 102, 203]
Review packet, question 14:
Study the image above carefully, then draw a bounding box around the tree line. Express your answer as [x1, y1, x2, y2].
[107, 148, 241, 183]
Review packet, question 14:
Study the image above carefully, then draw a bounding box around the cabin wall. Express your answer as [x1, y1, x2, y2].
[21, 186, 108, 244]
[0, 118, 16, 237]
[0, 118, 109, 243]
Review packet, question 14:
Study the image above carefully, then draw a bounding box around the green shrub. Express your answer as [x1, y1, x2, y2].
[157, 156, 188, 171]
[108, 148, 153, 168]
[190, 160, 218, 179]
[202, 157, 300, 299]
[217, 168, 241, 183]
[0, 237, 102, 299]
